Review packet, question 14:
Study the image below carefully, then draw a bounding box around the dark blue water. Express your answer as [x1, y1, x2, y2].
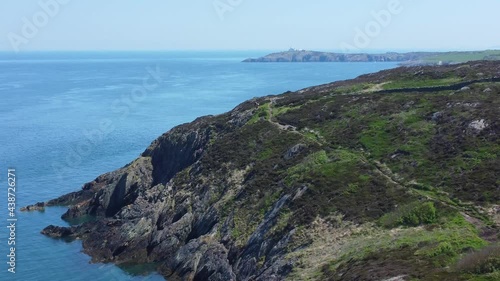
[0, 51, 398, 280]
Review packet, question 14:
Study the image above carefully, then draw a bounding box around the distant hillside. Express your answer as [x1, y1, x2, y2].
[243, 49, 500, 65]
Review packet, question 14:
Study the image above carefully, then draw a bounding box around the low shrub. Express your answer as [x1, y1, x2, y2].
[380, 201, 437, 227]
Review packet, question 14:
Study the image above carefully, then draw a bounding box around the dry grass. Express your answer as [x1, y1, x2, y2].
[456, 244, 500, 274]
[286, 215, 363, 280]
[284, 214, 402, 280]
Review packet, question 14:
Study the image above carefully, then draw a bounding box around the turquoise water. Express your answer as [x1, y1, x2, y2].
[0, 51, 398, 280]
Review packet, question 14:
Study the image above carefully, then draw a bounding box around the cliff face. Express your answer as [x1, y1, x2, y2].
[31, 61, 500, 281]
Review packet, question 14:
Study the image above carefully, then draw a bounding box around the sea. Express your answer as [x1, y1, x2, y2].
[0, 51, 398, 281]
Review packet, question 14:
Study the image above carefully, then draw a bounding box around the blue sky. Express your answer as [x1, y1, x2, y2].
[1, 0, 499, 52]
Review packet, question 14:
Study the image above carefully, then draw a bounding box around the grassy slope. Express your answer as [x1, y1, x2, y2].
[199, 62, 499, 280]
[421, 50, 500, 64]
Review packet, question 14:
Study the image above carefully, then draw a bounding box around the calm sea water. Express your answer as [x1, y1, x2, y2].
[0, 51, 398, 281]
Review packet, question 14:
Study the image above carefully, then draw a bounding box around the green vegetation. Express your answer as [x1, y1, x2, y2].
[359, 119, 393, 158]
[382, 77, 461, 90]
[333, 83, 374, 94]
[273, 105, 303, 116]
[284, 150, 329, 186]
[273, 62, 498, 280]
[268, 208, 292, 238]
[247, 102, 271, 125]
[319, 213, 488, 280]
[188, 62, 499, 280]
[379, 201, 437, 227]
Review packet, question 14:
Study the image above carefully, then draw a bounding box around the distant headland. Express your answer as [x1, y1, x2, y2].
[243, 48, 500, 65]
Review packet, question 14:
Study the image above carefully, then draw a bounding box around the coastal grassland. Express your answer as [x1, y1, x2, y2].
[287, 205, 494, 281]
[382, 77, 461, 90]
[322, 213, 488, 280]
[421, 50, 500, 64]
[267, 67, 499, 279]
[247, 102, 271, 125]
[331, 83, 374, 94]
[283, 148, 410, 224]
[278, 80, 499, 203]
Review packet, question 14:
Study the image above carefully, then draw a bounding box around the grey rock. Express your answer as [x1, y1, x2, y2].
[469, 119, 488, 132]
[41, 225, 77, 239]
[20, 202, 45, 212]
[431, 112, 443, 122]
[283, 144, 306, 160]
[169, 239, 236, 281]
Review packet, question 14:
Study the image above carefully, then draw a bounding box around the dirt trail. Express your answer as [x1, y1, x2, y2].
[266, 97, 324, 146]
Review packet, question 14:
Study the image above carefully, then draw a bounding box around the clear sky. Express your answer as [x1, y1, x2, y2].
[1, 0, 499, 52]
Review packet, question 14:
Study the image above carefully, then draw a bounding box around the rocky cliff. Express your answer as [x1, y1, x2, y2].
[26, 61, 500, 280]
[243, 50, 500, 65]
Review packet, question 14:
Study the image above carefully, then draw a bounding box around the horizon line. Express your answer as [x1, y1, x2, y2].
[0, 48, 499, 54]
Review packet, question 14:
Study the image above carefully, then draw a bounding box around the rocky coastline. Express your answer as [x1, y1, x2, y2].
[25, 61, 500, 281]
